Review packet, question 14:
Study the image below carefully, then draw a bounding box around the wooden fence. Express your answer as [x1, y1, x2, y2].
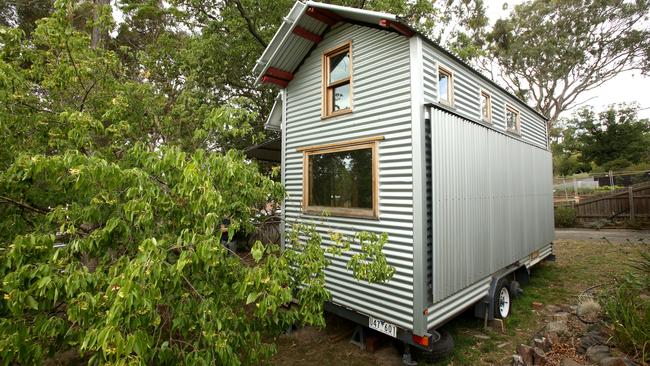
[570, 181, 650, 221]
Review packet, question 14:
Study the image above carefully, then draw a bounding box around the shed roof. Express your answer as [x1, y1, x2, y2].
[253, 1, 548, 121]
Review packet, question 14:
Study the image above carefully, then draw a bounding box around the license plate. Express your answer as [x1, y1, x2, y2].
[368, 316, 397, 338]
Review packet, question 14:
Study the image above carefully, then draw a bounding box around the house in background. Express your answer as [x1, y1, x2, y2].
[251, 1, 554, 358]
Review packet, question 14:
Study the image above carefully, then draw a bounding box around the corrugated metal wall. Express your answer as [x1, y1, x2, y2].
[428, 109, 554, 304]
[284, 24, 415, 329]
[422, 43, 548, 149]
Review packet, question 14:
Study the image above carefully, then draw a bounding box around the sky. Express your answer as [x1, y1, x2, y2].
[485, 1, 650, 119]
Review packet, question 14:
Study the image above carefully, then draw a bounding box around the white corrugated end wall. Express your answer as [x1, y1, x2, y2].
[422, 42, 548, 149]
[428, 109, 554, 309]
[284, 24, 415, 330]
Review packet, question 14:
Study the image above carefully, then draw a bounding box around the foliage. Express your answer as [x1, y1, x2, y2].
[0, 2, 397, 364]
[551, 105, 650, 175]
[602, 247, 650, 363]
[554, 206, 576, 227]
[574, 106, 650, 168]
[486, 0, 650, 125]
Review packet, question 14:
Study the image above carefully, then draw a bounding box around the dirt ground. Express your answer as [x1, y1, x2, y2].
[272, 229, 650, 366]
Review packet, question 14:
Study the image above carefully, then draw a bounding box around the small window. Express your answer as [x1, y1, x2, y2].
[323, 42, 352, 118]
[299, 137, 381, 218]
[438, 66, 453, 105]
[480, 91, 491, 122]
[506, 105, 520, 133]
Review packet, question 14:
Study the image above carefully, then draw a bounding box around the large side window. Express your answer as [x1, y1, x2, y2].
[505, 104, 521, 134]
[438, 65, 454, 106]
[299, 137, 381, 218]
[323, 42, 352, 118]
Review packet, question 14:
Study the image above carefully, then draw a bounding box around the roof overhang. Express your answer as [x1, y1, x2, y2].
[253, 1, 414, 86]
[264, 93, 283, 131]
[245, 138, 282, 163]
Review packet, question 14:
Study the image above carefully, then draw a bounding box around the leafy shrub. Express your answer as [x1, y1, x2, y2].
[0, 147, 395, 365]
[602, 248, 650, 363]
[554, 206, 577, 227]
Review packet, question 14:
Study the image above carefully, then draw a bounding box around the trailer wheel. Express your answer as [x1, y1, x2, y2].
[494, 278, 511, 319]
[414, 329, 454, 363]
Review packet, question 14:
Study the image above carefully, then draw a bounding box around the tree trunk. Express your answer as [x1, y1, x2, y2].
[91, 0, 109, 48]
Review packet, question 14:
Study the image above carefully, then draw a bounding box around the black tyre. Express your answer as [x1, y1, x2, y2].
[414, 329, 454, 363]
[494, 278, 512, 319]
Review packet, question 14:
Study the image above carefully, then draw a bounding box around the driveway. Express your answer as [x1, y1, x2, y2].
[555, 228, 650, 243]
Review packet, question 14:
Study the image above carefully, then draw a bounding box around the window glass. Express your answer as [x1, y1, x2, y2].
[506, 108, 519, 131]
[309, 148, 372, 209]
[332, 84, 350, 112]
[329, 51, 350, 83]
[481, 92, 491, 121]
[438, 72, 449, 102]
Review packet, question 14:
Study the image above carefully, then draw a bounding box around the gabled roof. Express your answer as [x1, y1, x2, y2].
[253, 1, 412, 85]
[253, 1, 548, 121]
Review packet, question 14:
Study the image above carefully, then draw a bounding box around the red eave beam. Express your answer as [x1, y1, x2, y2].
[292, 26, 322, 43]
[261, 75, 288, 88]
[266, 67, 293, 81]
[379, 19, 414, 38]
[305, 7, 342, 26]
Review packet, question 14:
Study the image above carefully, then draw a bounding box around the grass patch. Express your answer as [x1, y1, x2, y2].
[427, 240, 642, 365]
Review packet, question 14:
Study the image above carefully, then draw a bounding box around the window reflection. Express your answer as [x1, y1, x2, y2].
[309, 148, 373, 209]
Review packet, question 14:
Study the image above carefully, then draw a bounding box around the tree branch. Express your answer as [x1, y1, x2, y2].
[228, 0, 267, 48]
[0, 195, 50, 215]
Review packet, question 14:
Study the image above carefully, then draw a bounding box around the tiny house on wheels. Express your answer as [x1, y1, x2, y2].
[251, 1, 554, 360]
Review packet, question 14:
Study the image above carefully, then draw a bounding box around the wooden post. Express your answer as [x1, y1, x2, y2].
[629, 186, 635, 220]
[609, 170, 614, 187]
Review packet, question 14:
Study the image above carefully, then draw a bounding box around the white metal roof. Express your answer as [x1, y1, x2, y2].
[253, 1, 549, 121]
[253, 1, 404, 84]
[264, 93, 283, 131]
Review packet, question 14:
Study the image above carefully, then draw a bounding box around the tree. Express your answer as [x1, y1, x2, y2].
[571, 105, 650, 171]
[487, 0, 650, 126]
[0, 2, 395, 364]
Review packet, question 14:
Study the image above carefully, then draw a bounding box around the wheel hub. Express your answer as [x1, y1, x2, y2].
[498, 287, 511, 318]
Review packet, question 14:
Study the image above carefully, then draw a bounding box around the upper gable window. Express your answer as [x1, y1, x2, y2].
[438, 65, 453, 105]
[323, 42, 352, 118]
[506, 105, 521, 134]
[480, 91, 492, 122]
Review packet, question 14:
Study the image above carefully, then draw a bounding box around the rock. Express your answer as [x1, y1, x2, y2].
[533, 347, 547, 366]
[546, 304, 562, 313]
[552, 312, 570, 322]
[578, 329, 608, 354]
[599, 357, 632, 366]
[546, 331, 560, 346]
[560, 358, 584, 366]
[512, 354, 525, 366]
[489, 318, 505, 333]
[586, 345, 611, 364]
[517, 344, 534, 365]
[547, 320, 568, 335]
[533, 301, 544, 310]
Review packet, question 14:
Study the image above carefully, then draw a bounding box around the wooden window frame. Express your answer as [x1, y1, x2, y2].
[505, 104, 521, 134]
[322, 41, 353, 119]
[437, 64, 454, 106]
[298, 136, 383, 219]
[480, 90, 492, 123]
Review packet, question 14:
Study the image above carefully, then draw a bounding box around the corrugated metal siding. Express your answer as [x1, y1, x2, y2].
[428, 109, 554, 305]
[421, 42, 548, 149]
[284, 23, 415, 330]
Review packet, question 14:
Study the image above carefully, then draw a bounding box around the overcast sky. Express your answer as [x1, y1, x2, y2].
[485, 1, 650, 119]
